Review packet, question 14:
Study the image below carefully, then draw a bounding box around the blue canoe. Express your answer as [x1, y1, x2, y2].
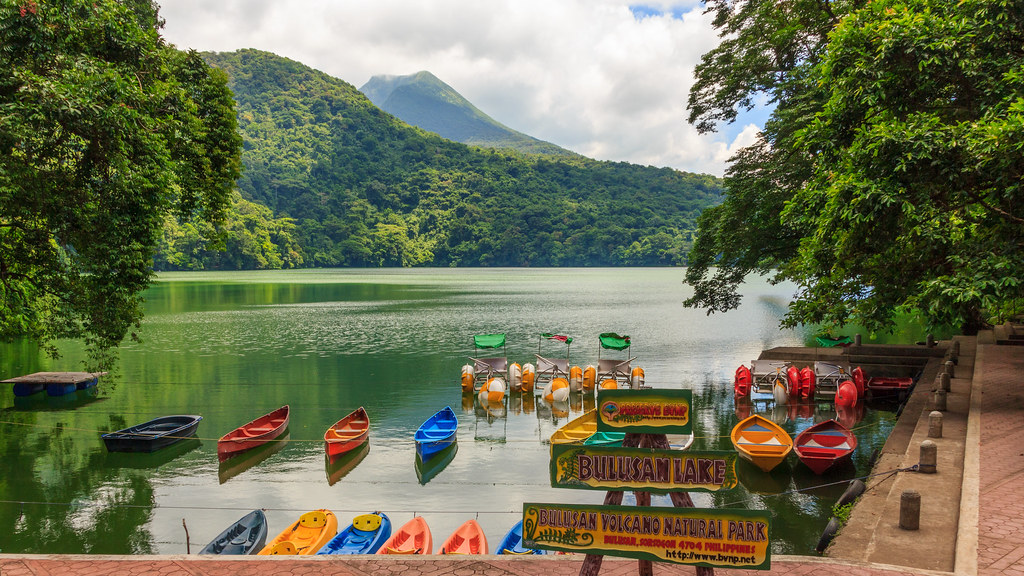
[199, 509, 268, 555]
[317, 512, 391, 555]
[415, 406, 457, 460]
[497, 520, 545, 555]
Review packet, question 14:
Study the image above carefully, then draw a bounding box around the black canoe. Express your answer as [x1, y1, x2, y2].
[101, 415, 203, 453]
[199, 509, 269, 555]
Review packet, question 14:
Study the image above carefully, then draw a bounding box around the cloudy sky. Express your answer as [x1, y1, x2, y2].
[157, 0, 767, 177]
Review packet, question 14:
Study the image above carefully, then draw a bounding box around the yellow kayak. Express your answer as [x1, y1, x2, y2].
[257, 509, 337, 555]
[550, 410, 597, 444]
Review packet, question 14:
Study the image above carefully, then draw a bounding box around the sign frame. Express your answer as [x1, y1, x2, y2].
[597, 389, 693, 434]
[550, 444, 737, 493]
[523, 501, 771, 570]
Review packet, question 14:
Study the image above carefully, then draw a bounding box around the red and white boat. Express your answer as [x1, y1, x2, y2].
[794, 419, 857, 475]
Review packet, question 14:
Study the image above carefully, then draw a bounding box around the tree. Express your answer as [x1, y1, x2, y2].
[684, 0, 1024, 334]
[0, 0, 242, 363]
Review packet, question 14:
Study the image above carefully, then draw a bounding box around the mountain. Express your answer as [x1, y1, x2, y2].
[360, 71, 574, 157]
[156, 49, 723, 270]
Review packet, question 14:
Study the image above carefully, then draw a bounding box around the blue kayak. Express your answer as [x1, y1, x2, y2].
[317, 512, 391, 555]
[415, 406, 457, 460]
[497, 520, 545, 555]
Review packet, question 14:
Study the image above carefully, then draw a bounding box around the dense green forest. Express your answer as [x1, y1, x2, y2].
[155, 49, 723, 270]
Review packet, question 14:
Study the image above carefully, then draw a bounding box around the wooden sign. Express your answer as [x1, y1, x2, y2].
[523, 502, 771, 570]
[550, 444, 737, 493]
[597, 389, 692, 434]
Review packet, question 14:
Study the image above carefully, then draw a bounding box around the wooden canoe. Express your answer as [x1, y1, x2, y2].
[414, 406, 457, 460]
[731, 414, 793, 472]
[257, 509, 337, 555]
[101, 415, 202, 453]
[439, 519, 488, 555]
[218, 405, 289, 462]
[317, 512, 391, 555]
[377, 516, 432, 555]
[199, 509, 268, 555]
[794, 419, 857, 475]
[549, 410, 596, 444]
[324, 406, 369, 459]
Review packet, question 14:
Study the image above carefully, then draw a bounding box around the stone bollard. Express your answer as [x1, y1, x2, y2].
[900, 490, 921, 530]
[854, 333, 862, 346]
[919, 439, 937, 473]
[928, 411, 943, 438]
[938, 372, 951, 392]
[944, 360, 955, 378]
[926, 334, 935, 348]
[933, 388, 947, 411]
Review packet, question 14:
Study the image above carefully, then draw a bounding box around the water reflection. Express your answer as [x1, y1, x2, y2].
[10, 387, 104, 412]
[325, 442, 370, 486]
[218, 432, 290, 484]
[415, 443, 458, 485]
[105, 438, 202, 470]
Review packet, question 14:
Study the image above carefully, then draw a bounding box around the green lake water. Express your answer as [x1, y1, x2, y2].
[0, 268, 906, 556]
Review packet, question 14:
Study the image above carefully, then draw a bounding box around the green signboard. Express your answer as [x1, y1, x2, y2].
[550, 444, 737, 493]
[597, 389, 692, 434]
[523, 502, 771, 570]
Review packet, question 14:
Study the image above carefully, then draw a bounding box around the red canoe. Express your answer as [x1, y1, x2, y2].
[794, 419, 857, 474]
[218, 405, 290, 462]
[439, 519, 487, 554]
[866, 376, 914, 399]
[324, 406, 370, 459]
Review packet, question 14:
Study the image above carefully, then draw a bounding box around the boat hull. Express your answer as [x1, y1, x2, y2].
[439, 519, 488, 555]
[199, 509, 268, 555]
[325, 407, 370, 459]
[731, 414, 793, 472]
[102, 415, 203, 453]
[317, 512, 391, 555]
[794, 420, 857, 475]
[218, 406, 290, 462]
[497, 520, 543, 555]
[377, 516, 432, 555]
[414, 406, 457, 461]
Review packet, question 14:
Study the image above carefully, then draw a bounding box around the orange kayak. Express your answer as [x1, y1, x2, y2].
[439, 519, 487, 555]
[377, 516, 432, 554]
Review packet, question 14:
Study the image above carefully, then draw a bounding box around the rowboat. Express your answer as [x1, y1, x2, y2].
[199, 509, 268, 555]
[414, 406, 457, 460]
[731, 414, 793, 472]
[317, 512, 391, 555]
[324, 406, 369, 459]
[377, 516, 432, 554]
[550, 410, 596, 444]
[101, 415, 203, 453]
[866, 376, 914, 400]
[257, 509, 337, 555]
[218, 405, 289, 462]
[794, 420, 858, 474]
[439, 519, 488, 554]
[497, 520, 544, 555]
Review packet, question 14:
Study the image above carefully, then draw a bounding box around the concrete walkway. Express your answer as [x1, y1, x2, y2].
[1, 333, 1021, 576]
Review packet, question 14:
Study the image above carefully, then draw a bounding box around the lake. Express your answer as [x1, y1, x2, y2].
[0, 268, 900, 556]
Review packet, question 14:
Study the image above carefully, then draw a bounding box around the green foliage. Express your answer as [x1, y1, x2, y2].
[685, 0, 1024, 334]
[0, 0, 241, 363]
[187, 49, 722, 270]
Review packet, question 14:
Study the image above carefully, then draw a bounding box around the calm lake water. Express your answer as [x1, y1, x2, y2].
[0, 268, 904, 556]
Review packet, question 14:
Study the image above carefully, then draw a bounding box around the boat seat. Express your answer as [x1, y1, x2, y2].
[799, 447, 841, 457]
[299, 511, 328, 528]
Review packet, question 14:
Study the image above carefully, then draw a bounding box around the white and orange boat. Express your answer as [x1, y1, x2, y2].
[730, 414, 793, 472]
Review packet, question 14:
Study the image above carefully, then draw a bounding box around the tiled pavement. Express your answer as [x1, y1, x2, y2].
[2, 336, 1021, 576]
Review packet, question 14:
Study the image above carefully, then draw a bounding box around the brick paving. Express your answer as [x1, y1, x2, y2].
[2, 335, 1022, 576]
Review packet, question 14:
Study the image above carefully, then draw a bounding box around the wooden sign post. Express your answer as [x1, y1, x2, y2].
[525, 388, 771, 575]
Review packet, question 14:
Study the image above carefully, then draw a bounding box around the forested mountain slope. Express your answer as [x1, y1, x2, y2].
[157, 49, 723, 269]
[360, 71, 574, 156]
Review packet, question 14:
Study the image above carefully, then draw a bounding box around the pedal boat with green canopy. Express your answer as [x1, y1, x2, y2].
[467, 333, 508, 390]
[596, 332, 636, 387]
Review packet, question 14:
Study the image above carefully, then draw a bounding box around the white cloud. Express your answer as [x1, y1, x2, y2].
[157, 0, 759, 177]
